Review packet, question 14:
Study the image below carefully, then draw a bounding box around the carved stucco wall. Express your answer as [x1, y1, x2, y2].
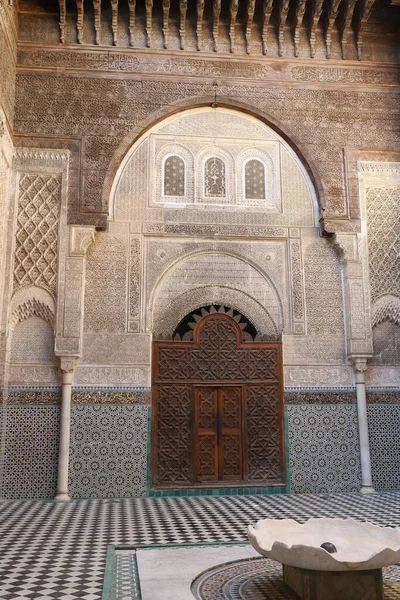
[73, 108, 348, 389]
[358, 163, 400, 387]
[0, 0, 17, 129]
[13, 72, 400, 225]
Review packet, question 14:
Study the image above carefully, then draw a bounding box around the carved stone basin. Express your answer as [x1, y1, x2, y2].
[248, 517, 400, 571]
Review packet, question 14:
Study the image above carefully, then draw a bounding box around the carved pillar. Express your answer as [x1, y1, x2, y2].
[352, 358, 375, 494]
[55, 356, 77, 501]
[55, 226, 95, 358]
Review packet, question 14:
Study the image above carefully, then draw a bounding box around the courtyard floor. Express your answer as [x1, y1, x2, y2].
[1, 491, 400, 600]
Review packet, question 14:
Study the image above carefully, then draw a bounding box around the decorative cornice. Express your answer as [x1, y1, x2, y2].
[13, 148, 69, 171]
[16, 46, 400, 88]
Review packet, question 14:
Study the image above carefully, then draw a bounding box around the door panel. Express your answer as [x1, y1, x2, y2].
[218, 387, 242, 481]
[194, 387, 218, 481]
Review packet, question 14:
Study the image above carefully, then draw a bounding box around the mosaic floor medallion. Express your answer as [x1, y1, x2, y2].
[191, 558, 400, 600]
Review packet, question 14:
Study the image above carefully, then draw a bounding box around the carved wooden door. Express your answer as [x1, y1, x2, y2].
[152, 312, 285, 489]
[194, 386, 243, 483]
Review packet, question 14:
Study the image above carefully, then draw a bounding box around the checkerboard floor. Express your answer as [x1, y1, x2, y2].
[1, 491, 400, 599]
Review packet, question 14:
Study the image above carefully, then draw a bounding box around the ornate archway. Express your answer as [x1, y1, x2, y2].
[151, 309, 285, 489]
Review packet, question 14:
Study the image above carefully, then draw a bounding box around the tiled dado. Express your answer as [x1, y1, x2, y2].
[287, 404, 362, 494]
[69, 404, 149, 499]
[367, 404, 400, 491]
[1, 405, 60, 499]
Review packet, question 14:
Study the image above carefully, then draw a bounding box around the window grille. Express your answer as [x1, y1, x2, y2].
[245, 159, 266, 200]
[163, 155, 185, 197]
[204, 157, 226, 197]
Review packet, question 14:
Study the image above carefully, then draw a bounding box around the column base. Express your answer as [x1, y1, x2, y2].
[283, 564, 383, 600]
[54, 493, 71, 502]
[360, 485, 376, 494]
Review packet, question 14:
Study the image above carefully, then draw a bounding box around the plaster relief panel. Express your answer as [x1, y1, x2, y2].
[112, 107, 317, 230]
[359, 162, 400, 367]
[83, 232, 128, 334]
[303, 234, 344, 336]
[13, 173, 61, 295]
[82, 333, 151, 365]
[146, 239, 287, 338]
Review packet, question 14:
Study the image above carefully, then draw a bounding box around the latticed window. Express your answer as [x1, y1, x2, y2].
[163, 155, 185, 197]
[245, 159, 266, 200]
[204, 157, 226, 197]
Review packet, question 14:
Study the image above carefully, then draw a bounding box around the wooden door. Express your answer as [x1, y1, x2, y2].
[194, 386, 243, 483]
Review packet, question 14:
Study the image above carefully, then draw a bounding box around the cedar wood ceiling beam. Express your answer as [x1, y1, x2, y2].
[179, 0, 188, 49]
[111, 0, 118, 45]
[212, 0, 221, 51]
[229, 0, 239, 52]
[162, 0, 170, 48]
[339, 0, 358, 58]
[354, 0, 376, 59]
[93, 0, 101, 44]
[293, 0, 307, 57]
[76, 0, 84, 43]
[145, 0, 153, 47]
[245, 0, 257, 53]
[128, 0, 136, 46]
[325, 0, 342, 58]
[277, 0, 290, 56]
[196, 0, 205, 50]
[58, 0, 66, 43]
[309, 0, 324, 57]
[261, 0, 273, 55]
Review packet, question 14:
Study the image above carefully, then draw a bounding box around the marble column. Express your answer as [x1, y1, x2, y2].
[54, 357, 77, 502]
[353, 358, 375, 494]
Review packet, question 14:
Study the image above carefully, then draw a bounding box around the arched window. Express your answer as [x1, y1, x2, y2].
[163, 155, 186, 197]
[204, 157, 226, 197]
[245, 159, 266, 200]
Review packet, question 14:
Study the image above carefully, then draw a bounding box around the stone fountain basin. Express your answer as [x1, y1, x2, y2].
[248, 517, 400, 571]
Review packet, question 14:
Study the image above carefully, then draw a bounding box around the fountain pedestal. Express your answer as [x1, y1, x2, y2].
[283, 564, 383, 600]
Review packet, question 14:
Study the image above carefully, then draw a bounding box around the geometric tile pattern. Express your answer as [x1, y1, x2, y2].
[2, 493, 400, 600]
[1, 406, 59, 499]
[69, 404, 148, 499]
[367, 404, 400, 491]
[191, 556, 400, 600]
[287, 404, 362, 494]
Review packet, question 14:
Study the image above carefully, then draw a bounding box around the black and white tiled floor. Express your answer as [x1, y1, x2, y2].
[2, 492, 400, 599]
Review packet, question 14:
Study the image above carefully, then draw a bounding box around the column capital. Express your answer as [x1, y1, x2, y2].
[352, 357, 368, 375]
[60, 356, 79, 373]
